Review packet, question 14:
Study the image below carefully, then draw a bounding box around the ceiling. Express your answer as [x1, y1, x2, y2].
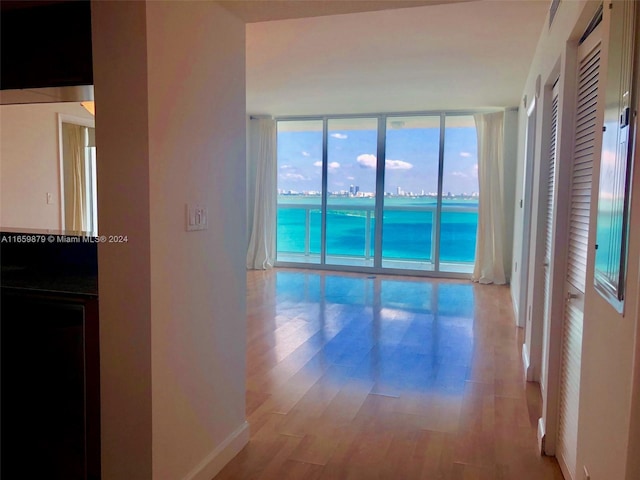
[219, 0, 472, 23]
[239, 0, 549, 116]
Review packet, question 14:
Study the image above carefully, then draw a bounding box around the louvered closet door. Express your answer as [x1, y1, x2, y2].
[557, 33, 601, 480]
[543, 83, 559, 378]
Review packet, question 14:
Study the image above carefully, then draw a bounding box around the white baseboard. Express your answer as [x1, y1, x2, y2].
[182, 421, 250, 480]
[522, 344, 530, 378]
[537, 417, 546, 455]
[558, 451, 574, 480]
[511, 289, 519, 325]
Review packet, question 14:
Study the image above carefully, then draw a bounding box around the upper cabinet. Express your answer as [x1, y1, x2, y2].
[1, 0, 93, 90]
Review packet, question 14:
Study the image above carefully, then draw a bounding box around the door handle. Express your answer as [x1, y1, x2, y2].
[567, 292, 578, 300]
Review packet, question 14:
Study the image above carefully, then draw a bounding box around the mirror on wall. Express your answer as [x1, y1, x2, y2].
[593, 0, 637, 311]
[0, 87, 96, 235]
[60, 118, 98, 234]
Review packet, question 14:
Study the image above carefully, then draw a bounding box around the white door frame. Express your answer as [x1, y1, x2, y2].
[518, 94, 537, 359]
[525, 74, 561, 385]
[542, 19, 605, 465]
[57, 113, 95, 231]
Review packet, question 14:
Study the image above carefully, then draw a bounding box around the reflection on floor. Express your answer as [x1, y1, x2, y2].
[215, 269, 563, 480]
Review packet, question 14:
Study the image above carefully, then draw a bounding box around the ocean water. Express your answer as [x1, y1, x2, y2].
[277, 196, 478, 264]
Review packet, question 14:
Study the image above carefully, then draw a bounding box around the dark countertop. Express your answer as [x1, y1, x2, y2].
[1, 265, 98, 298]
[1, 230, 98, 298]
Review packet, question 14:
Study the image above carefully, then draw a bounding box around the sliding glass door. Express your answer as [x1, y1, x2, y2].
[276, 112, 478, 275]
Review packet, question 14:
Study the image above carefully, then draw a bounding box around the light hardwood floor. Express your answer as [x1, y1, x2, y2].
[214, 269, 563, 480]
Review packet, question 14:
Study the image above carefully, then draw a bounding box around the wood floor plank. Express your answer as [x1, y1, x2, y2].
[214, 269, 564, 480]
[288, 434, 341, 466]
[261, 459, 325, 480]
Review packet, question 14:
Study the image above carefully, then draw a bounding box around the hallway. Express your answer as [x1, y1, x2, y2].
[215, 269, 563, 479]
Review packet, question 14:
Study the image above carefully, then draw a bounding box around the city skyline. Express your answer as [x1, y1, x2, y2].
[277, 188, 479, 198]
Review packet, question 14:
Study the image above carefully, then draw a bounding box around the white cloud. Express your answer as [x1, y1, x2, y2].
[280, 164, 292, 170]
[386, 159, 413, 170]
[460, 152, 471, 157]
[472, 164, 478, 177]
[313, 161, 340, 169]
[280, 173, 306, 181]
[357, 154, 377, 169]
[302, 151, 311, 157]
[452, 171, 468, 177]
[357, 154, 413, 170]
[347, 176, 355, 180]
[331, 133, 348, 139]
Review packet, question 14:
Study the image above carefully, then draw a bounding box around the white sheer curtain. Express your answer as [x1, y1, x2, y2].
[472, 111, 506, 285]
[246, 118, 277, 270]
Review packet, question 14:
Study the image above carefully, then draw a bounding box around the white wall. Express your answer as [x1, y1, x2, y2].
[92, 2, 153, 478]
[515, 0, 596, 382]
[626, 246, 640, 479]
[510, 100, 526, 320]
[0, 103, 93, 230]
[577, 5, 640, 477]
[146, 2, 247, 479]
[511, 1, 597, 324]
[515, 0, 640, 478]
[502, 108, 518, 280]
[92, 1, 247, 479]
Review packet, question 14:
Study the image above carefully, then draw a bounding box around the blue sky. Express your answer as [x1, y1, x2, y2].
[277, 120, 479, 196]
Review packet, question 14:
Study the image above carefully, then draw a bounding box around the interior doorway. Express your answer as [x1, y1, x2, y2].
[59, 114, 97, 233]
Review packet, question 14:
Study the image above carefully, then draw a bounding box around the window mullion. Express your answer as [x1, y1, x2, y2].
[320, 117, 328, 265]
[434, 113, 445, 272]
[373, 116, 386, 269]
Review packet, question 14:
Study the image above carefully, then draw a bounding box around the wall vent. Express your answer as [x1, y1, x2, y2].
[579, 3, 604, 45]
[549, 0, 561, 28]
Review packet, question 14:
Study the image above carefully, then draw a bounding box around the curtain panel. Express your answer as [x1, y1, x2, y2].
[472, 111, 507, 285]
[62, 123, 87, 232]
[246, 118, 277, 270]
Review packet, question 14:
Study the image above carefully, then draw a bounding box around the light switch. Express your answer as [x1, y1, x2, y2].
[46, 192, 53, 204]
[186, 204, 207, 231]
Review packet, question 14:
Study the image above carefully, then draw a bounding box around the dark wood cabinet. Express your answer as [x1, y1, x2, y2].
[1, 289, 100, 480]
[1, 1, 93, 90]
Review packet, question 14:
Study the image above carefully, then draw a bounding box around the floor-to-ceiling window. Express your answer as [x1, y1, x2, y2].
[382, 115, 440, 270]
[440, 115, 479, 271]
[276, 120, 323, 264]
[325, 118, 379, 267]
[276, 112, 478, 275]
